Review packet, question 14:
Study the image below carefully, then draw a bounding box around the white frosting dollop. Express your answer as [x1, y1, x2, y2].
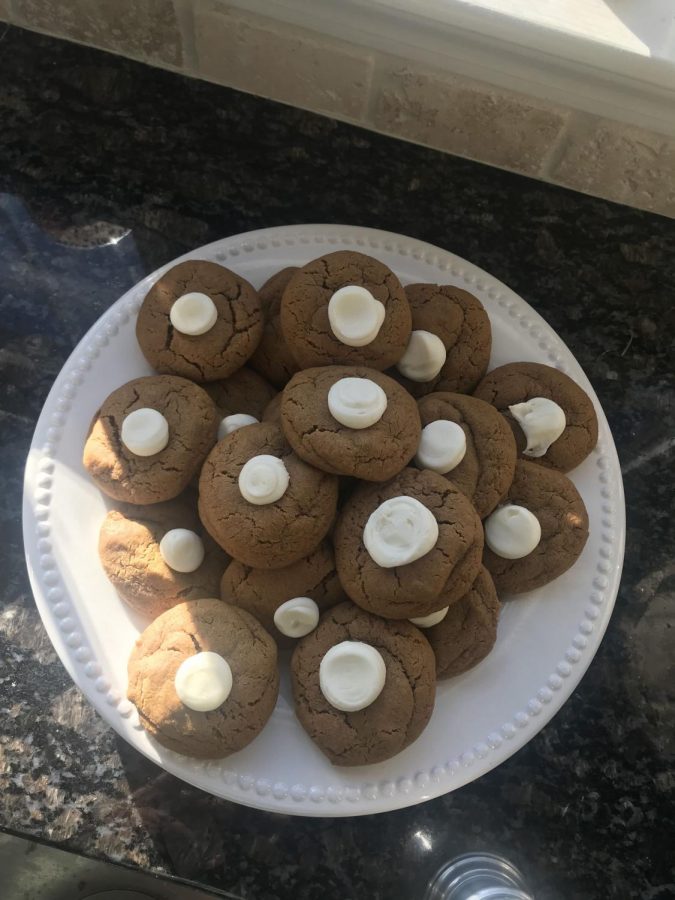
[121, 408, 169, 457]
[328, 285, 386, 347]
[509, 397, 566, 457]
[239, 454, 289, 505]
[409, 607, 449, 628]
[319, 641, 386, 712]
[273, 597, 320, 638]
[170, 292, 218, 336]
[174, 651, 232, 711]
[396, 330, 447, 382]
[327, 377, 387, 430]
[485, 504, 541, 559]
[218, 413, 259, 440]
[364, 496, 439, 568]
[415, 420, 467, 473]
[159, 528, 205, 573]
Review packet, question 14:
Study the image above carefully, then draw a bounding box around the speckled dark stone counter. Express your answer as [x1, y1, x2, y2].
[1, 25, 674, 900]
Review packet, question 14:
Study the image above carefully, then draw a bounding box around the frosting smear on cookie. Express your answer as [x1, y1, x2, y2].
[509, 397, 566, 458]
[364, 496, 438, 568]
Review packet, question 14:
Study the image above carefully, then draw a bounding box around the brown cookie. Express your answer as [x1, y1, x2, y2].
[204, 367, 276, 421]
[280, 251, 411, 370]
[280, 366, 421, 481]
[473, 362, 598, 472]
[99, 495, 229, 620]
[394, 283, 491, 397]
[136, 260, 263, 382]
[261, 392, 283, 427]
[483, 460, 589, 594]
[425, 567, 500, 678]
[220, 541, 345, 648]
[127, 599, 279, 759]
[416, 392, 517, 517]
[83, 375, 218, 504]
[248, 267, 301, 388]
[290, 601, 436, 766]
[333, 467, 484, 619]
[198, 422, 339, 569]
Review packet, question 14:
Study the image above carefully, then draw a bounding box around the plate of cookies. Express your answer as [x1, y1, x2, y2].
[23, 224, 625, 816]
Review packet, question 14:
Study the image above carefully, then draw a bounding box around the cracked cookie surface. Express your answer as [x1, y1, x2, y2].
[136, 260, 263, 381]
[204, 366, 276, 420]
[483, 459, 589, 593]
[220, 541, 345, 647]
[290, 601, 436, 765]
[127, 598, 279, 758]
[198, 422, 339, 569]
[280, 365, 421, 481]
[417, 392, 516, 517]
[99, 494, 229, 620]
[249, 267, 301, 388]
[426, 566, 500, 678]
[280, 251, 411, 370]
[83, 375, 218, 504]
[473, 361, 598, 472]
[333, 467, 484, 618]
[394, 283, 491, 397]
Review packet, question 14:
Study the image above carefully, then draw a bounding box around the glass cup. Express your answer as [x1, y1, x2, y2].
[424, 852, 534, 900]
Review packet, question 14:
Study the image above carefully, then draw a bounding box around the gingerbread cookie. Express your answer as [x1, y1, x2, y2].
[482, 460, 589, 594]
[280, 251, 411, 370]
[333, 467, 484, 619]
[280, 366, 421, 481]
[198, 422, 339, 569]
[249, 267, 301, 388]
[473, 362, 598, 471]
[100, 495, 229, 620]
[136, 260, 263, 382]
[291, 601, 436, 765]
[127, 598, 279, 758]
[261, 392, 283, 427]
[83, 375, 218, 504]
[204, 367, 276, 438]
[393, 283, 491, 397]
[422, 566, 500, 678]
[416, 392, 516, 518]
[220, 541, 344, 647]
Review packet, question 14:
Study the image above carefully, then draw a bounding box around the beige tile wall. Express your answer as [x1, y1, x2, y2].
[2, 0, 674, 217]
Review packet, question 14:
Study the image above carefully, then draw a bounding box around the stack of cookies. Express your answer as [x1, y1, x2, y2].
[83, 251, 597, 765]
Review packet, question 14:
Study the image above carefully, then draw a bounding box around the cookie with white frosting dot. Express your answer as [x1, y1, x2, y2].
[99, 494, 229, 620]
[280, 365, 421, 481]
[290, 601, 436, 765]
[127, 598, 279, 759]
[393, 283, 491, 397]
[473, 361, 598, 471]
[425, 566, 501, 679]
[280, 251, 411, 370]
[136, 260, 263, 382]
[83, 375, 218, 504]
[333, 467, 484, 619]
[198, 422, 339, 569]
[416, 391, 517, 518]
[482, 460, 589, 593]
[220, 541, 345, 647]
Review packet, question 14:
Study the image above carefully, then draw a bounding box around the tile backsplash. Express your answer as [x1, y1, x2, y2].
[2, 0, 674, 218]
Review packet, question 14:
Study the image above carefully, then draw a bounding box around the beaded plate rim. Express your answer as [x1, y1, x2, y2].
[22, 224, 625, 816]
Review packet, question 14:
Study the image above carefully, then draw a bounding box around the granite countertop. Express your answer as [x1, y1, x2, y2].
[1, 25, 674, 900]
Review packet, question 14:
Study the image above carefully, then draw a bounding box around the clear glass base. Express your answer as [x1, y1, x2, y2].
[424, 853, 534, 900]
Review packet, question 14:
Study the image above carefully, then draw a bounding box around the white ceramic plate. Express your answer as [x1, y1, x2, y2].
[23, 224, 625, 816]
